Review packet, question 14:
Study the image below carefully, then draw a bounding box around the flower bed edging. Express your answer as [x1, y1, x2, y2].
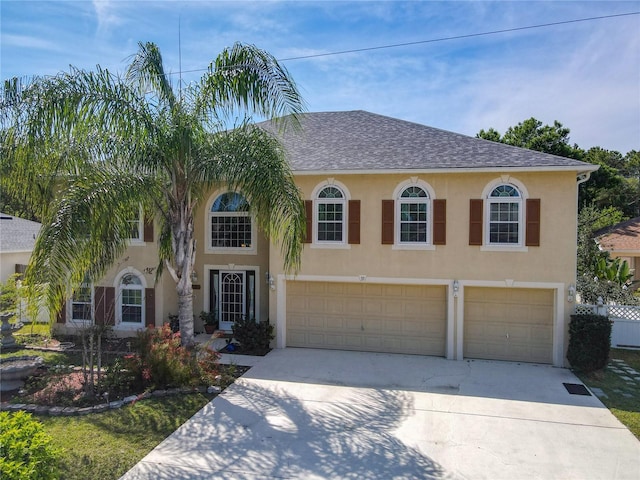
[0, 385, 211, 416]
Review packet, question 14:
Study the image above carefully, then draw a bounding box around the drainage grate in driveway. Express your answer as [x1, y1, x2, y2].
[563, 383, 592, 395]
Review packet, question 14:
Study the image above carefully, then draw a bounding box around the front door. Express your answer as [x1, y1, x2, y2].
[210, 270, 256, 331]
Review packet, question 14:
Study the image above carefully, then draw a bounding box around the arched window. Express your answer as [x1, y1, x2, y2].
[119, 273, 144, 326]
[398, 186, 429, 244]
[209, 192, 253, 249]
[316, 185, 346, 243]
[487, 184, 522, 245]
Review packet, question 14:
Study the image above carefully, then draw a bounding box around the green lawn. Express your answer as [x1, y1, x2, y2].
[576, 348, 640, 439]
[40, 394, 212, 480]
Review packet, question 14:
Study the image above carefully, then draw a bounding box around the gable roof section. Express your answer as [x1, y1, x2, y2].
[0, 213, 41, 253]
[259, 110, 597, 174]
[595, 217, 640, 254]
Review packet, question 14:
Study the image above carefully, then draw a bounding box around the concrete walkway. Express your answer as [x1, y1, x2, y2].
[121, 348, 640, 479]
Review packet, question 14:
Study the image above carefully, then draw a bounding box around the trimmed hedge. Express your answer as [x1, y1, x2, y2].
[566, 313, 612, 372]
[232, 318, 274, 354]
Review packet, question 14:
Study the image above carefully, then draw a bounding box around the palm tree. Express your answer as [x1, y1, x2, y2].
[1, 42, 306, 345]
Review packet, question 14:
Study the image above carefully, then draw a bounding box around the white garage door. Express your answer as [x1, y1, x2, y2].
[286, 282, 446, 356]
[464, 287, 554, 364]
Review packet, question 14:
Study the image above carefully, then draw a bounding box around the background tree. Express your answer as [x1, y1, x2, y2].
[478, 118, 639, 303]
[1, 42, 306, 345]
[477, 117, 581, 158]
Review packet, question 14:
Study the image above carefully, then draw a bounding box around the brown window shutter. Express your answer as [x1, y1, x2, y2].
[525, 198, 541, 247]
[304, 200, 313, 243]
[143, 217, 154, 243]
[14, 264, 27, 276]
[145, 288, 155, 327]
[57, 301, 66, 324]
[433, 199, 446, 245]
[469, 199, 483, 245]
[348, 200, 361, 244]
[95, 286, 115, 326]
[381, 200, 394, 244]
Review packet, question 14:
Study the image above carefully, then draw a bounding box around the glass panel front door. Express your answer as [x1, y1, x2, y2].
[210, 270, 256, 331]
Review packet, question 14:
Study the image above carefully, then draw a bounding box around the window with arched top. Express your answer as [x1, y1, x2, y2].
[487, 184, 522, 245]
[209, 192, 253, 250]
[398, 186, 429, 244]
[316, 185, 346, 243]
[119, 273, 144, 326]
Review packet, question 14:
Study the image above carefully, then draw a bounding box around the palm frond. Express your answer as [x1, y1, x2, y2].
[24, 165, 162, 315]
[126, 42, 177, 108]
[196, 125, 305, 271]
[198, 43, 306, 127]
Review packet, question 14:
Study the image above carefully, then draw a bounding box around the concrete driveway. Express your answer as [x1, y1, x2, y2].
[121, 348, 640, 479]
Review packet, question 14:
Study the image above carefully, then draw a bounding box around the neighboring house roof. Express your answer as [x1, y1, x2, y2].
[595, 217, 640, 254]
[0, 213, 41, 253]
[259, 110, 598, 174]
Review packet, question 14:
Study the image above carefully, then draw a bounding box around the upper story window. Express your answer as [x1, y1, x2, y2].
[316, 185, 346, 243]
[127, 207, 143, 242]
[487, 184, 522, 245]
[209, 192, 254, 251]
[398, 186, 429, 244]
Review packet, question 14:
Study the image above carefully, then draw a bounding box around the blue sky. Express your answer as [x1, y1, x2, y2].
[1, 1, 639, 153]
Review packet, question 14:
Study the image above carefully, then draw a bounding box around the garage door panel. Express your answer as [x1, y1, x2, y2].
[287, 282, 446, 356]
[464, 287, 553, 364]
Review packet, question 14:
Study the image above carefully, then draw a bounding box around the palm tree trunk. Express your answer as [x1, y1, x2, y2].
[170, 198, 197, 346]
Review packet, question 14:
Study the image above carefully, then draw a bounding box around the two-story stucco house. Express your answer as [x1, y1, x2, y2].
[55, 111, 598, 367]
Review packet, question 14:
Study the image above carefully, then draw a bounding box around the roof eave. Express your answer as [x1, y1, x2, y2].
[292, 165, 600, 176]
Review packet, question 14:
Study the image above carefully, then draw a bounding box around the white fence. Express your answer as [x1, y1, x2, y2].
[575, 303, 640, 349]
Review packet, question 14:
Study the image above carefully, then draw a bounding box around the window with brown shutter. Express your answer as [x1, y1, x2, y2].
[95, 286, 115, 325]
[469, 199, 483, 245]
[525, 198, 541, 246]
[348, 200, 361, 244]
[143, 217, 154, 243]
[381, 200, 394, 244]
[145, 288, 155, 327]
[304, 200, 313, 243]
[433, 199, 446, 245]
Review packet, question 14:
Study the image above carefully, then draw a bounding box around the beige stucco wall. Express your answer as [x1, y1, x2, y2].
[268, 170, 580, 366]
[269, 171, 579, 284]
[0, 251, 31, 283]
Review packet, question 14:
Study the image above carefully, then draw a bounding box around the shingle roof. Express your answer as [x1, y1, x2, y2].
[259, 110, 597, 173]
[0, 213, 41, 253]
[595, 217, 640, 253]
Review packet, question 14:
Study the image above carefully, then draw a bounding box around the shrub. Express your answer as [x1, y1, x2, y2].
[0, 411, 60, 480]
[567, 314, 612, 372]
[125, 324, 219, 390]
[232, 318, 274, 354]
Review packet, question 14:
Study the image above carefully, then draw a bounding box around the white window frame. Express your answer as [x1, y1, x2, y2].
[67, 284, 94, 326]
[114, 268, 146, 330]
[311, 179, 350, 249]
[127, 205, 145, 246]
[205, 190, 257, 255]
[481, 176, 529, 252]
[392, 178, 436, 250]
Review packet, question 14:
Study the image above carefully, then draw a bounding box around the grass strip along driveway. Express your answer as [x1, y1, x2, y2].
[41, 394, 213, 480]
[577, 348, 640, 439]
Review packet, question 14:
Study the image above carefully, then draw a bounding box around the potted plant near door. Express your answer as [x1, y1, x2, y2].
[199, 311, 218, 334]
